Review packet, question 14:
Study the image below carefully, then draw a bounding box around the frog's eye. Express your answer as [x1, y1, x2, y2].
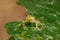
[25, 14, 27, 17]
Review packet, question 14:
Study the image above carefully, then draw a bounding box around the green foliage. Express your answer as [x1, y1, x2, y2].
[5, 0, 60, 40]
[9, 36, 15, 40]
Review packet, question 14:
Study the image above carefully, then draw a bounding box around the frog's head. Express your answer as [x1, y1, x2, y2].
[25, 15, 36, 23]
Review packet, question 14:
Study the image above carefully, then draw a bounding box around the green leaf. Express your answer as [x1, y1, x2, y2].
[17, 0, 60, 40]
[9, 36, 15, 40]
[5, 0, 60, 40]
[4, 22, 21, 35]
